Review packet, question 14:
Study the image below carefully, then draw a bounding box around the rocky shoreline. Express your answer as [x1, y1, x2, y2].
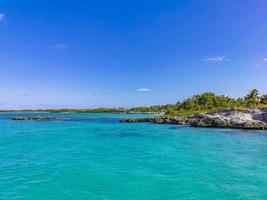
[121, 109, 267, 130]
[11, 109, 267, 129]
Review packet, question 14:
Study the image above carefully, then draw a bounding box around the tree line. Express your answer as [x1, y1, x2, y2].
[130, 89, 267, 116]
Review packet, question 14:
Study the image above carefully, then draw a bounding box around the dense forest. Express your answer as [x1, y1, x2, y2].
[129, 89, 267, 116]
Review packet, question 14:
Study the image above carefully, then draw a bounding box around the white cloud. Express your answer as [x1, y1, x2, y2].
[137, 88, 152, 92]
[53, 43, 68, 50]
[203, 56, 227, 62]
[263, 58, 267, 62]
[0, 13, 5, 22]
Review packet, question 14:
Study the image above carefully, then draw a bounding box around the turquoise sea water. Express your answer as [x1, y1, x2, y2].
[1, 113, 267, 200]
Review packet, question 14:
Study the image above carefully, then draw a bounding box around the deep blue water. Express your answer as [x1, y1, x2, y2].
[0, 112, 267, 200]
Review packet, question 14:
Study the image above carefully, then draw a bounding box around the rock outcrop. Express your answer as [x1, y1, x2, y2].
[121, 109, 267, 130]
[188, 109, 267, 129]
[121, 116, 187, 125]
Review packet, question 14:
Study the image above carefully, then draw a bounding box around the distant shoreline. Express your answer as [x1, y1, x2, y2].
[0, 109, 159, 114]
[2, 89, 267, 130]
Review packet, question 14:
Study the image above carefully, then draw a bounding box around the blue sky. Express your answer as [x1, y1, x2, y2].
[0, 0, 267, 109]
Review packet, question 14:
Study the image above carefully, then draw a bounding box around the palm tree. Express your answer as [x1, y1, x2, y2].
[245, 89, 260, 106]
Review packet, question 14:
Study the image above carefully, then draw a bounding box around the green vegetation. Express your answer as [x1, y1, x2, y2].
[129, 89, 267, 116]
[1, 89, 267, 116]
[0, 108, 127, 113]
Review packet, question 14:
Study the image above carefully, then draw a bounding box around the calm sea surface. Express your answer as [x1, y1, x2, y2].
[0, 112, 267, 200]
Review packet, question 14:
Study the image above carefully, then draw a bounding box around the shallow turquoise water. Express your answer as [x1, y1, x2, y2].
[1, 113, 267, 200]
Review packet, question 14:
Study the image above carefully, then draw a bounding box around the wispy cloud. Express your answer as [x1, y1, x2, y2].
[0, 13, 5, 22]
[254, 63, 261, 66]
[53, 43, 68, 50]
[203, 56, 227, 62]
[254, 58, 267, 66]
[137, 88, 152, 92]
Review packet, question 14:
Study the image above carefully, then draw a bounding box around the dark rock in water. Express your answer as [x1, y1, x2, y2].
[121, 109, 267, 130]
[120, 116, 187, 125]
[12, 116, 70, 121]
